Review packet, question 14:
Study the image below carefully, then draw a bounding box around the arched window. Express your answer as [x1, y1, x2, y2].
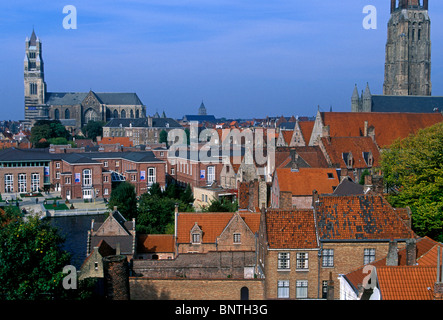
[130, 110, 134, 118]
[136, 110, 140, 118]
[113, 109, 119, 119]
[240, 287, 249, 300]
[85, 109, 99, 123]
[121, 109, 126, 119]
[65, 109, 70, 119]
[54, 109, 60, 120]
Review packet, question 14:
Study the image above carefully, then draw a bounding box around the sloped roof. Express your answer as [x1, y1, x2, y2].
[275, 168, 339, 196]
[99, 137, 133, 147]
[176, 212, 260, 244]
[298, 121, 315, 144]
[333, 177, 365, 195]
[376, 266, 437, 300]
[320, 112, 443, 147]
[45, 91, 143, 106]
[371, 95, 443, 113]
[320, 136, 381, 168]
[316, 194, 416, 241]
[137, 234, 175, 253]
[343, 237, 442, 294]
[265, 209, 318, 249]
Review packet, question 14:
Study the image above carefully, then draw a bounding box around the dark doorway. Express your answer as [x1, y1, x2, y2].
[240, 287, 249, 300]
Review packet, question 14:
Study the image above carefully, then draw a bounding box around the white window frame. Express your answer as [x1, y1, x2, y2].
[192, 233, 201, 244]
[277, 280, 290, 299]
[278, 252, 290, 270]
[296, 280, 308, 299]
[31, 173, 40, 192]
[148, 167, 156, 185]
[233, 233, 241, 244]
[296, 252, 309, 270]
[207, 166, 215, 184]
[322, 249, 334, 268]
[5, 174, 13, 192]
[18, 173, 27, 193]
[83, 169, 92, 187]
[364, 248, 376, 265]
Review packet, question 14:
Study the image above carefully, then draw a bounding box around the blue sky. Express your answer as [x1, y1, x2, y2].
[1, 0, 443, 120]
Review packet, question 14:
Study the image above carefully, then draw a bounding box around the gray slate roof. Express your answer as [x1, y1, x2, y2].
[45, 91, 143, 106]
[104, 118, 182, 128]
[0, 148, 163, 164]
[371, 95, 443, 113]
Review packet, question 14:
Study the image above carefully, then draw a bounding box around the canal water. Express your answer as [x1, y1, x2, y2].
[48, 214, 106, 269]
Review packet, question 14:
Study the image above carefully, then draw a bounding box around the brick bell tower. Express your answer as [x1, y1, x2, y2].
[383, 0, 431, 96]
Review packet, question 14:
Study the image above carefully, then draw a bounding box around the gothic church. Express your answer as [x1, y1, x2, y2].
[352, 0, 443, 113]
[24, 30, 146, 130]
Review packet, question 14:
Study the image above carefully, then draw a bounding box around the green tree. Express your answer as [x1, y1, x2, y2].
[0, 216, 71, 300]
[159, 130, 168, 147]
[31, 120, 70, 148]
[82, 121, 105, 142]
[148, 182, 164, 198]
[108, 182, 138, 220]
[381, 122, 443, 241]
[202, 198, 238, 213]
[359, 169, 370, 185]
[137, 194, 176, 234]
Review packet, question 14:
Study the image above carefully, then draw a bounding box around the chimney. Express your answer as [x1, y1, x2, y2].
[364, 121, 368, 137]
[386, 240, 398, 266]
[406, 238, 417, 266]
[174, 203, 179, 239]
[327, 272, 335, 300]
[311, 190, 319, 208]
[435, 247, 443, 300]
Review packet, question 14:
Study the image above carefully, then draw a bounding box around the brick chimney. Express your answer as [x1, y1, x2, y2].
[435, 247, 443, 300]
[327, 271, 335, 300]
[406, 238, 417, 266]
[103, 255, 130, 300]
[386, 240, 398, 266]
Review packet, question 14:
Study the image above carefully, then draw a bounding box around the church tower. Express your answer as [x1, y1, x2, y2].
[383, 0, 431, 96]
[24, 29, 48, 125]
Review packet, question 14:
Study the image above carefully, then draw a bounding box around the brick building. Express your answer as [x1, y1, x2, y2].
[258, 194, 417, 300]
[0, 148, 166, 200]
[270, 168, 339, 209]
[175, 211, 260, 254]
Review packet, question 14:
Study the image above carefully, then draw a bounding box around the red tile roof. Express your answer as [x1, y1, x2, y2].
[298, 121, 314, 145]
[137, 234, 175, 253]
[316, 194, 416, 241]
[99, 137, 133, 147]
[176, 212, 260, 244]
[321, 112, 443, 147]
[343, 236, 442, 295]
[275, 168, 339, 196]
[376, 266, 437, 300]
[265, 209, 318, 249]
[320, 136, 381, 168]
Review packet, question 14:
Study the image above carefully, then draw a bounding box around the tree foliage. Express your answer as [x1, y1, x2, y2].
[0, 216, 71, 300]
[381, 122, 443, 241]
[81, 121, 105, 142]
[107, 182, 138, 220]
[30, 120, 70, 148]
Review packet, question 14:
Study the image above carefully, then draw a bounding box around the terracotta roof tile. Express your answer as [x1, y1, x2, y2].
[316, 194, 416, 241]
[320, 136, 381, 168]
[377, 266, 437, 300]
[99, 137, 133, 147]
[137, 234, 175, 253]
[321, 112, 443, 147]
[266, 209, 318, 249]
[176, 212, 260, 244]
[275, 168, 339, 196]
[298, 121, 314, 144]
[344, 236, 442, 293]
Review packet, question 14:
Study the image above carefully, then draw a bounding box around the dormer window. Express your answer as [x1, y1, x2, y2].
[363, 151, 374, 167]
[191, 222, 202, 244]
[192, 233, 201, 244]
